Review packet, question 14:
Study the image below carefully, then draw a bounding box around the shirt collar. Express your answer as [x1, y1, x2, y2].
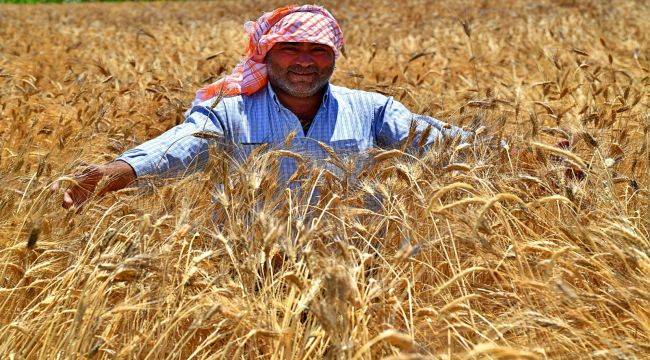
[266, 81, 332, 112]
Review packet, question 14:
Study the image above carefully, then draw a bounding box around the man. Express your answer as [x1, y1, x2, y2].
[52, 5, 469, 209]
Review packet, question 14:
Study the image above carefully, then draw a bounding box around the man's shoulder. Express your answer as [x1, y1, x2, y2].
[194, 84, 391, 113]
[329, 83, 389, 104]
[193, 93, 244, 109]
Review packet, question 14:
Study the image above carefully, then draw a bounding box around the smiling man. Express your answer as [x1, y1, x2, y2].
[265, 41, 335, 133]
[52, 5, 469, 209]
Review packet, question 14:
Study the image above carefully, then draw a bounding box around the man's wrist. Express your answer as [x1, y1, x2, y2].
[103, 160, 136, 176]
[97, 160, 137, 193]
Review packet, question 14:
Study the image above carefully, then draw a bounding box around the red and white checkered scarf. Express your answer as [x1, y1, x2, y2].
[194, 5, 344, 103]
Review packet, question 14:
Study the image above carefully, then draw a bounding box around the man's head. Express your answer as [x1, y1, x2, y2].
[265, 42, 335, 98]
[193, 5, 343, 103]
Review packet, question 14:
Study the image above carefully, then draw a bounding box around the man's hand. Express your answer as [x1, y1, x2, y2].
[50, 160, 136, 209]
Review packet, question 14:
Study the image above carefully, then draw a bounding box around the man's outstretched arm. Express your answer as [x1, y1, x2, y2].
[51, 101, 229, 209]
[374, 96, 471, 149]
[115, 103, 228, 178]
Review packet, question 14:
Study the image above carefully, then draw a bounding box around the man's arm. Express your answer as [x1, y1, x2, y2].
[116, 104, 228, 178]
[374, 96, 471, 149]
[51, 102, 228, 208]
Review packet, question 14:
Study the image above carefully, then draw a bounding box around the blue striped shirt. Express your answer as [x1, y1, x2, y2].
[117, 82, 469, 182]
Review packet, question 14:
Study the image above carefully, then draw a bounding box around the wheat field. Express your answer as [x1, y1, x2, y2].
[0, 0, 648, 358]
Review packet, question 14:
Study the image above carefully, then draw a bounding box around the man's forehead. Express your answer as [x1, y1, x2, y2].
[274, 42, 331, 47]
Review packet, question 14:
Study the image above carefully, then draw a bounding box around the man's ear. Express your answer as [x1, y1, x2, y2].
[263, 46, 274, 64]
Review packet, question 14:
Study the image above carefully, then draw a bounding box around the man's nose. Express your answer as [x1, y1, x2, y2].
[294, 51, 315, 67]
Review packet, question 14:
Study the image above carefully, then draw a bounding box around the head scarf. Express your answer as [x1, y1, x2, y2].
[193, 5, 344, 105]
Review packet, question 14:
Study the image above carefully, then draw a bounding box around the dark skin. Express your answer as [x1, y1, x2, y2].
[283, 84, 326, 133]
[51, 41, 336, 209]
[264, 42, 335, 131]
[50, 160, 137, 209]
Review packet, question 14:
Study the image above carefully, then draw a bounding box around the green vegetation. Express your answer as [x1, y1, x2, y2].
[0, 0, 150, 3]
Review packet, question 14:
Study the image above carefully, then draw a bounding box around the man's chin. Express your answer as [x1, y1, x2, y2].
[269, 76, 328, 97]
[285, 90, 317, 98]
[284, 83, 324, 97]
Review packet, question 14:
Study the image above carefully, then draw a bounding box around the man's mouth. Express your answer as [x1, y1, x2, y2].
[288, 71, 317, 83]
[289, 70, 317, 76]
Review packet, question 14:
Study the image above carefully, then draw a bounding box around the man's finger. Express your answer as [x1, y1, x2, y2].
[62, 190, 74, 209]
[50, 181, 60, 193]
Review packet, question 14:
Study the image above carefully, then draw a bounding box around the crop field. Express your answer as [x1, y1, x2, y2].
[0, 0, 648, 358]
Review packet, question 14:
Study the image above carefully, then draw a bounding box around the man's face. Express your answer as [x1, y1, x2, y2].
[265, 42, 335, 98]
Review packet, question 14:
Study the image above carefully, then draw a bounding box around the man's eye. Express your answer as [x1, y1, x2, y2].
[314, 48, 332, 56]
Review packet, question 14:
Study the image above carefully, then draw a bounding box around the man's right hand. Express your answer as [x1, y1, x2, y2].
[50, 160, 137, 209]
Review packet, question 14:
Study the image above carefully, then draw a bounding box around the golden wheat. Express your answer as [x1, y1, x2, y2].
[0, 0, 648, 359]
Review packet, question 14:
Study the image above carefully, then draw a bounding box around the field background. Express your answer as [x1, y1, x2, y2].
[0, 0, 648, 358]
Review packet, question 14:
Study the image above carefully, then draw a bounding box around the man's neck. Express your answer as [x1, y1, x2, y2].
[271, 84, 327, 127]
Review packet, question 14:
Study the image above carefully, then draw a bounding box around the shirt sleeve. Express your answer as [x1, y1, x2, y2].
[374, 96, 471, 149]
[116, 102, 228, 178]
